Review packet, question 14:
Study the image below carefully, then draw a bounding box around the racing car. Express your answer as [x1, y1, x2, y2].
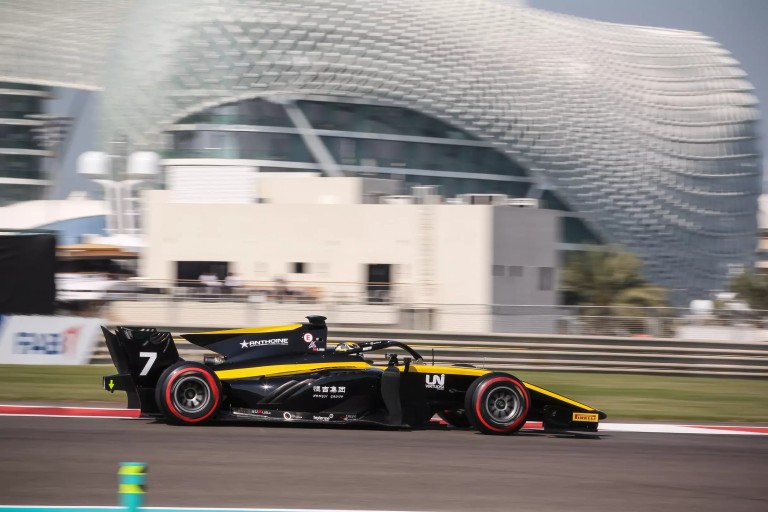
[102, 315, 606, 435]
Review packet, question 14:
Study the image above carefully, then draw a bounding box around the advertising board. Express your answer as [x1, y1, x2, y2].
[0, 315, 104, 365]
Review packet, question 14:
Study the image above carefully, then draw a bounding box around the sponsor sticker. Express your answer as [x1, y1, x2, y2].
[312, 385, 346, 399]
[234, 408, 274, 417]
[313, 414, 334, 422]
[425, 374, 445, 390]
[240, 338, 289, 349]
[304, 333, 319, 350]
[572, 412, 599, 422]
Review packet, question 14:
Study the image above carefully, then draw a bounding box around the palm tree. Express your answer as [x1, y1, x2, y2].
[729, 271, 768, 313]
[561, 246, 668, 334]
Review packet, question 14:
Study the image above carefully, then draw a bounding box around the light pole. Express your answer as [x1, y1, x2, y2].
[125, 151, 160, 234]
[77, 150, 159, 246]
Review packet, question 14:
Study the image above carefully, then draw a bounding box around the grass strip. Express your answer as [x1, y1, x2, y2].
[0, 365, 766, 422]
[515, 370, 768, 423]
[0, 364, 123, 403]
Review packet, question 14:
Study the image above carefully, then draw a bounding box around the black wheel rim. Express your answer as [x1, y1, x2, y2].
[172, 375, 210, 414]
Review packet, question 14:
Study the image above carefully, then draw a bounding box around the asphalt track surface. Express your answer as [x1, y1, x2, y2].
[1, 416, 767, 512]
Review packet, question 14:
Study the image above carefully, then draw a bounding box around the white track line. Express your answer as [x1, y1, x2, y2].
[0, 405, 765, 435]
[0, 508, 423, 512]
[598, 423, 768, 435]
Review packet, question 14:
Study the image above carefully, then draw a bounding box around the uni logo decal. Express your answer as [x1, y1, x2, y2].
[425, 374, 445, 390]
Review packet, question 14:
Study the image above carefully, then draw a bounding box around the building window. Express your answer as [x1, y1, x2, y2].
[367, 263, 391, 303]
[338, 138, 357, 164]
[176, 261, 229, 286]
[492, 265, 505, 277]
[292, 262, 306, 274]
[538, 267, 554, 291]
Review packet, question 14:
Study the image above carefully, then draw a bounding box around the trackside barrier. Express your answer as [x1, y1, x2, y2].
[0, 463, 415, 512]
[90, 327, 768, 378]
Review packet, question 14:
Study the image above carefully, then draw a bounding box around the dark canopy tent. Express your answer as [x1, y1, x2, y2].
[0, 233, 56, 315]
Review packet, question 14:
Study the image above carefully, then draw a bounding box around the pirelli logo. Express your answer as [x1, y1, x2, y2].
[572, 412, 599, 422]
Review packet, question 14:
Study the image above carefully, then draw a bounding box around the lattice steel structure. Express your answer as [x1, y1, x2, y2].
[0, 0, 761, 302]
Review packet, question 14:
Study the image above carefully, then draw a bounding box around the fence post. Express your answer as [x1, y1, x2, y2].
[118, 462, 147, 512]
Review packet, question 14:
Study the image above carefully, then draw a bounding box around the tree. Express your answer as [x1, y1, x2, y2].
[561, 246, 668, 334]
[729, 271, 768, 313]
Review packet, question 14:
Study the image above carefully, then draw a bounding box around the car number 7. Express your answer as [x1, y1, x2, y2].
[139, 352, 158, 376]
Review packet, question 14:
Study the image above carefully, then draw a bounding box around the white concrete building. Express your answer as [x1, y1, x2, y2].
[137, 174, 558, 332]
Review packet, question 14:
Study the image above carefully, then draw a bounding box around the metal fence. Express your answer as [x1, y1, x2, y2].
[77, 278, 768, 377]
[59, 278, 768, 341]
[90, 327, 768, 378]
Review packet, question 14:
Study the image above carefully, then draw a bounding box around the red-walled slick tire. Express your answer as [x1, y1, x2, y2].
[155, 362, 222, 425]
[465, 373, 529, 435]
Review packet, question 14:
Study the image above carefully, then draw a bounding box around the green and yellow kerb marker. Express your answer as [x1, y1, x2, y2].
[118, 462, 147, 512]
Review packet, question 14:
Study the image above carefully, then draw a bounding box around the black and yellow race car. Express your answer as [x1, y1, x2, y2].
[102, 315, 606, 435]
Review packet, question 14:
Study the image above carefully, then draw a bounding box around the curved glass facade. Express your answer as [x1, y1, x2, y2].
[169, 98, 533, 193]
[0, 0, 762, 302]
[0, 82, 52, 206]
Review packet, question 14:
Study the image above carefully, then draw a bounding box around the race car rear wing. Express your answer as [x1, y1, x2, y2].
[102, 326, 181, 414]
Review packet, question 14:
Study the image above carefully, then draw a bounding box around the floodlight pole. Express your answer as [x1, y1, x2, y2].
[78, 147, 158, 238]
[92, 179, 120, 234]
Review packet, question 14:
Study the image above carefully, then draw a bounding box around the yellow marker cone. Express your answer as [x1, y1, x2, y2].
[118, 462, 147, 512]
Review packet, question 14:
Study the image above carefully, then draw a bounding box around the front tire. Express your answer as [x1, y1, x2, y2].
[465, 373, 529, 435]
[155, 362, 222, 425]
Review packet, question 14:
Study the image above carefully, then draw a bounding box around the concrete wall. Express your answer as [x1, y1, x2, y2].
[143, 190, 418, 291]
[140, 187, 559, 332]
[257, 176, 402, 205]
[109, 301, 400, 329]
[167, 165, 257, 204]
[491, 207, 559, 332]
[258, 175, 358, 204]
[432, 205, 492, 331]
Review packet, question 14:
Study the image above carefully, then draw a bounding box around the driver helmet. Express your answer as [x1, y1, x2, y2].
[334, 342, 359, 353]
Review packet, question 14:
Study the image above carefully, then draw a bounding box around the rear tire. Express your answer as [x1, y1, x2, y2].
[155, 362, 222, 425]
[437, 409, 471, 428]
[465, 373, 529, 435]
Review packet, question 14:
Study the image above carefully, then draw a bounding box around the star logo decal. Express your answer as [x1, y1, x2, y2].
[240, 340, 248, 349]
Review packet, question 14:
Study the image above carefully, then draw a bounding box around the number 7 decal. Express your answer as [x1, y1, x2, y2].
[139, 352, 157, 376]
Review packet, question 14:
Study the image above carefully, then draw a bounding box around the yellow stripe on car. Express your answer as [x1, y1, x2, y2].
[523, 382, 594, 411]
[215, 361, 372, 380]
[380, 364, 490, 377]
[198, 324, 303, 335]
